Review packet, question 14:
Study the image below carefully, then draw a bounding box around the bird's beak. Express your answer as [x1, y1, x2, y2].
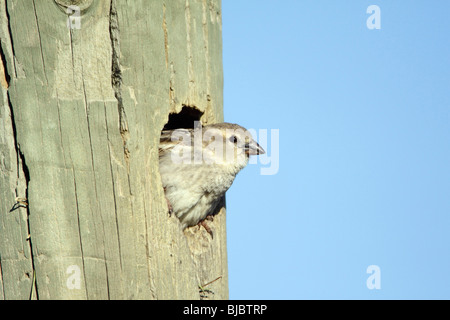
[245, 140, 265, 155]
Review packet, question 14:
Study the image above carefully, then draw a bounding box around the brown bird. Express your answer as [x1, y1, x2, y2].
[159, 122, 265, 234]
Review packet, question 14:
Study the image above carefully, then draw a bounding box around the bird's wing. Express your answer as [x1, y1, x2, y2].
[159, 128, 195, 155]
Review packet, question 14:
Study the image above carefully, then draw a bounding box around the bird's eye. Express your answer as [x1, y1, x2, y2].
[230, 135, 238, 144]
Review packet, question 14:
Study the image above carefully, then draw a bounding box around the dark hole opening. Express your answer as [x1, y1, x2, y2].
[162, 106, 204, 130]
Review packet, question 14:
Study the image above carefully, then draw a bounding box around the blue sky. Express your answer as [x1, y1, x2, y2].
[222, 1, 450, 299]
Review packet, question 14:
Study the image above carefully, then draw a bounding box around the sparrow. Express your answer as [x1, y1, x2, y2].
[159, 122, 265, 235]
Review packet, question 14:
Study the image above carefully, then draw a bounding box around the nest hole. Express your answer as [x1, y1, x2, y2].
[163, 106, 204, 130]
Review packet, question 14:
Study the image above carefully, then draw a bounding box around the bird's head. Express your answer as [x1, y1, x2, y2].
[201, 123, 265, 171]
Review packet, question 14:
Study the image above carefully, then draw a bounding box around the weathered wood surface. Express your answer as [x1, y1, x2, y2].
[0, 0, 226, 299]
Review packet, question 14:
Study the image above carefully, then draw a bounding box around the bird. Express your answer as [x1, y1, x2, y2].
[159, 122, 265, 235]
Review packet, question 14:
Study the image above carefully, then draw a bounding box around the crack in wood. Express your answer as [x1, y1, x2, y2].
[31, 0, 48, 85]
[109, 0, 128, 148]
